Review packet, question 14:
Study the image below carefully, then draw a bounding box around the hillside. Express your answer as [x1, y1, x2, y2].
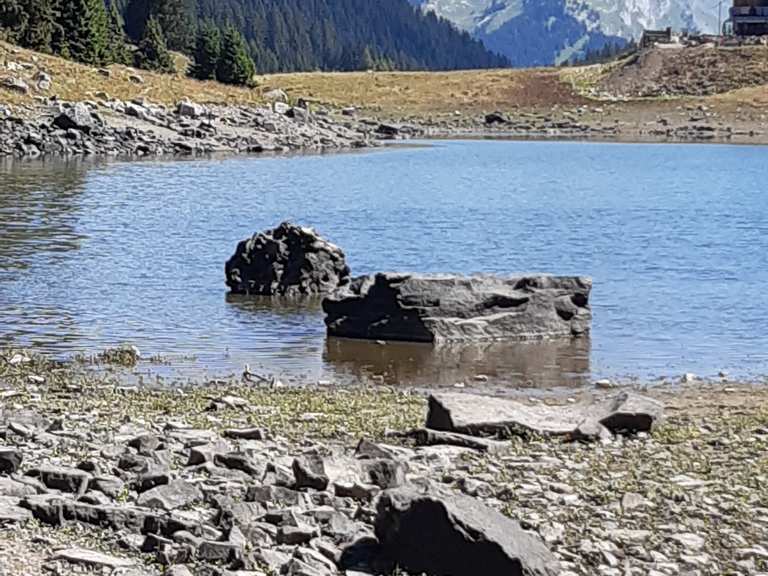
[412, 0, 720, 66]
[3, 40, 768, 114]
[597, 44, 768, 98]
[118, 0, 509, 73]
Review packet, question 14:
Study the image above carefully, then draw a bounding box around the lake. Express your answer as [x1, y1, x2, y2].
[1, 140, 767, 387]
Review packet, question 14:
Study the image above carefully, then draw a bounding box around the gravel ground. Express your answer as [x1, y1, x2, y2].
[1, 348, 767, 576]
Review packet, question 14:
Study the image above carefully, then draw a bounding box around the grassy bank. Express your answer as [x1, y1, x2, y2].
[4, 39, 768, 117]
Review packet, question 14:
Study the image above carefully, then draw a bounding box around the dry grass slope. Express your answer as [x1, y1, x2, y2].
[1, 41, 588, 115]
[3, 40, 768, 120]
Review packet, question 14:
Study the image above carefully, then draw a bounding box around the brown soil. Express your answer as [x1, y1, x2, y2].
[598, 44, 768, 98]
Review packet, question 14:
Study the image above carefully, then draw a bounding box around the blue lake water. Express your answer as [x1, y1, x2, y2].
[1, 140, 767, 387]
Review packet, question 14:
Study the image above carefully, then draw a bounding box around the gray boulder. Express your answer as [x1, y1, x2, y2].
[323, 273, 591, 343]
[25, 466, 91, 494]
[426, 391, 664, 439]
[0, 77, 30, 94]
[53, 103, 96, 133]
[373, 487, 559, 576]
[264, 88, 289, 103]
[21, 494, 200, 536]
[0, 496, 32, 523]
[0, 448, 22, 474]
[292, 451, 329, 491]
[485, 112, 508, 125]
[34, 71, 52, 91]
[176, 99, 205, 118]
[226, 222, 350, 296]
[136, 479, 202, 511]
[53, 548, 135, 569]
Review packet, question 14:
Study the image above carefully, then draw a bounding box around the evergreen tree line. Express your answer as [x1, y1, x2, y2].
[568, 39, 638, 66]
[1, 0, 508, 85]
[0, 0, 132, 66]
[0, 0, 175, 73]
[122, 0, 509, 73]
[0, 0, 258, 83]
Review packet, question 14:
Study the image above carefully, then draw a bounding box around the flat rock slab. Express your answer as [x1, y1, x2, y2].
[323, 273, 591, 342]
[0, 496, 32, 523]
[427, 391, 663, 439]
[136, 479, 202, 511]
[412, 428, 510, 454]
[54, 547, 135, 568]
[22, 494, 200, 536]
[373, 487, 559, 576]
[25, 466, 91, 494]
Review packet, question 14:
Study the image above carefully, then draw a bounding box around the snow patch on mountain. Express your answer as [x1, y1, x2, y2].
[413, 0, 720, 66]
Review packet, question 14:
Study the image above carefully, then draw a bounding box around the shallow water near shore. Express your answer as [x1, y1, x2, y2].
[1, 140, 767, 387]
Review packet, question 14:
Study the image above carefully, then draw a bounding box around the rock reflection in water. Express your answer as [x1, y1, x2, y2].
[324, 336, 591, 388]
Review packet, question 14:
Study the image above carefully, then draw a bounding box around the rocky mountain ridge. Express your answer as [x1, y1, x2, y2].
[412, 0, 721, 65]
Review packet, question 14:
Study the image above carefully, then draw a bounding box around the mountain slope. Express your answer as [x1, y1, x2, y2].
[119, 0, 509, 72]
[413, 0, 720, 66]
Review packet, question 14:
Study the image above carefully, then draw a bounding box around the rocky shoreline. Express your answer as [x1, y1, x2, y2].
[1, 348, 767, 576]
[2, 93, 766, 161]
[0, 97, 390, 158]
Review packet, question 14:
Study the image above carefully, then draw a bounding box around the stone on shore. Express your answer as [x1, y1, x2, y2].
[426, 391, 663, 439]
[412, 428, 510, 454]
[485, 112, 508, 125]
[136, 479, 202, 511]
[292, 451, 329, 491]
[0, 76, 30, 94]
[322, 273, 591, 343]
[0, 496, 32, 523]
[54, 547, 135, 568]
[372, 487, 559, 576]
[25, 466, 91, 494]
[225, 222, 350, 296]
[0, 448, 22, 474]
[177, 99, 205, 118]
[53, 102, 96, 133]
[264, 88, 289, 103]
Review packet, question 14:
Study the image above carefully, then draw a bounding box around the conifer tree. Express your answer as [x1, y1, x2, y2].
[217, 26, 255, 86]
[191, 20, 221, 80]
[151, 0, 196, 53]
[105, 1, 132, 65]
[0, 0, 27, 43]
[57, 0, 109, 65]
[19, 0, 57, 53]
[361, 46, 375, 71]
[135, 15, 175, 73]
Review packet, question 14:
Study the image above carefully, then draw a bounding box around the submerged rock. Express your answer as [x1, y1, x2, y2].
[322, 273, 591, 343]
[225, 222, 350, 296]
[426, 391, 664, 439]
[372, 487, 560, 576]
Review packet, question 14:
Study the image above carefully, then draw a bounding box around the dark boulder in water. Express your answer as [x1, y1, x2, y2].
[225, 222, 350, 296]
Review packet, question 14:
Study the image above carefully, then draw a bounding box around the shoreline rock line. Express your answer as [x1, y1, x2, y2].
[1, 99, 376, 158]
